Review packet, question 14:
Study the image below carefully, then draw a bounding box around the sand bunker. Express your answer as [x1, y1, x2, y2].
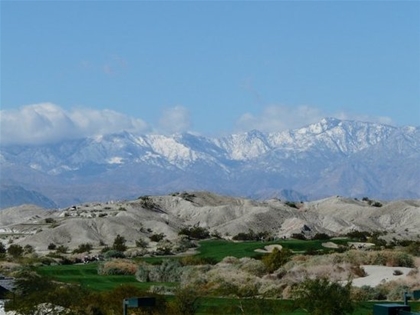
[322, 242, 339, 249]
[255, 244, 283, 253]
[351, 265, 414, 287]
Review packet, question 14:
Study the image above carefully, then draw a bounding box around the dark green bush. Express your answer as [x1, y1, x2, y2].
[178, 225, 210, 239]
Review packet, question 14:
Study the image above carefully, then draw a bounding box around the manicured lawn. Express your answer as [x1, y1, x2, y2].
[36, 263, 420, 314]
[194, 238, 347, 262]
[37, 263, 174, 291]
[37, 238, 349, 291]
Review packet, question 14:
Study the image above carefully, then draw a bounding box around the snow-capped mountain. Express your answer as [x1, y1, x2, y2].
[1, 118, 419, 208]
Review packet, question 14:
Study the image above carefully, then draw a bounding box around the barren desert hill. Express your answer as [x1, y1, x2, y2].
[1, 192, 419, 251]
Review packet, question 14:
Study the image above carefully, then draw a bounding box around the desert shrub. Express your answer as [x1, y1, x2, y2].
[293, 277, 355, 315]
[312, 233, 331, 240]
[178, 224, 210, 240]
[232, 229, 271, 241]
[138, 195, 161, 211]
[406, 241, 420, 256]
[72, 243, 93, 254]
[168, 286, 202, 315]
[150, 259, 183, 282]
[285, 201, 298, 209]
[238, 257, 266, 277]
[56, 245, 68, 254]
[180, 256, 217, 266]
[156, 240, 173, 255]
[350, 264, 367, 277]
[179, 192, 196, 202]
[341, 250, 414, 267]
[7, 244, 24, 258]
[136, 260, 184, 282]
[149, 233, 165, 242]
[135, 238, 148, 248]
[103, 250, 125, 259]
[212, 281, 240, 297]
[291, 233, 306, 240]
[304, 246, 320, 256]
[262, 247, 293, 273]
[352, 285, 387, 301]
[136, 263, 151, 282]
[98, 259, 137, 275]
[47, 243, 56, 250]
[172, 236, 197, 253]
[23, 245, 34, 254]
[220, 256, 240, 264]
[346, 231, 371, 241]
[388, 252, 414, 267]
[386, 283, 410, 300]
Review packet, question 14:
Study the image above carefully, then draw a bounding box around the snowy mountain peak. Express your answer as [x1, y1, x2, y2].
[1, 118, 419, 207]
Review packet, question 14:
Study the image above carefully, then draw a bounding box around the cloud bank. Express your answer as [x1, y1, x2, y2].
[0, 103, 395, 146]
[0, 103, 148, 145]
[235, 105, 394, 132]
[158, 106, 191, 134]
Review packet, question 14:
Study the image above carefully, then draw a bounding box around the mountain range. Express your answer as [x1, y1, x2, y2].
[1, 117, 419, 208]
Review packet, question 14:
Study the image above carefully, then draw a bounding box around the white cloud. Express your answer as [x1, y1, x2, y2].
[0, 103, 149, 145]
[236, 105, 324, 132]
[235, 105, 395, 132]
[158, 106, 191, 134]
[334, 112, 394, 126]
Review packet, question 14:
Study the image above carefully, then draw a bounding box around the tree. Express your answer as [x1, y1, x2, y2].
[112, 234, 127, 252]
[7, 244, 24, 258]
[293, 277, 355, 315]
[170, 286, 201, 315]
[0, 242, 6, 256]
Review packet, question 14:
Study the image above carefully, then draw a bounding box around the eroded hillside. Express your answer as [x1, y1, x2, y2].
[1, 192, 419, 251]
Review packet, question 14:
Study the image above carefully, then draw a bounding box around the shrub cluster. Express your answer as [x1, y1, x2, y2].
[232, 229, 272, 241]
[98, 259, 137, 275]
[72, 243, 93, 254]
[136, 260, 183, 282]
[178, 225, 210, 240]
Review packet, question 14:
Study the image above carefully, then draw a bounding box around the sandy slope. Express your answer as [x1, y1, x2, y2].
[351, 265, 414, 287]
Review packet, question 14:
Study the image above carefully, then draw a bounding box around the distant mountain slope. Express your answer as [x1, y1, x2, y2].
[1, 118, 419, 207]
[0, 184, 57, 209]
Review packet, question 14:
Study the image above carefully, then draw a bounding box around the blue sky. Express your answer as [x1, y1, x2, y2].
[1, 1, 419, 144]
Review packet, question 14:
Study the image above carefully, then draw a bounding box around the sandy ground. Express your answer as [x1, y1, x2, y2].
[322, 242, 339, 248]
[351, 265, 414, 287]
[255, 244, 283, 253]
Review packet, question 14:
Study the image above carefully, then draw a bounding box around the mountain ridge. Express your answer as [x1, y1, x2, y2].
[1, 118, 419, 208]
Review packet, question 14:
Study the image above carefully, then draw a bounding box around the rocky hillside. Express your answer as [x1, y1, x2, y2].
[1, 192, 419, 252]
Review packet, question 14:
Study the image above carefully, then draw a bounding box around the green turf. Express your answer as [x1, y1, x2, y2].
[36, 263, 420, 314]
[37, 263, 175, 291]
[194, 238, 347, 262]
[37, 238, 349, 291]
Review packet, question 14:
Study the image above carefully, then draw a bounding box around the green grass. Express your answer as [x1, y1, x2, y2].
[37, 263, 175, 291]
[194, 238, 347, 262]
[37, 238, 349, 291]
[36, 261, 420, 314]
